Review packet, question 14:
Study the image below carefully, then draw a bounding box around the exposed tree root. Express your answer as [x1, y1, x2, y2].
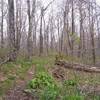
[0, 51, 17, 66]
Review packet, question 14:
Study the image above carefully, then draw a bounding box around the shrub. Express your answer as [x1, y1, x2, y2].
[28, 72, 56, 89]
[27, 72, 58, 99]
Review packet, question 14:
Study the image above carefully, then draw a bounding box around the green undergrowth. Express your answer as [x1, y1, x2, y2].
[0, 79, 14, 96]
[0, 56, 54, 97]
[25, 56, 100, 100]
[26, 73, 100, 100]
[25, 72, 59, 100]
[25, 56, 60, 100]
[0, 58, 33, 97]
[0, 55, 100, 100]
[26, 72, 85, 100]
[32, 56, 55, 73]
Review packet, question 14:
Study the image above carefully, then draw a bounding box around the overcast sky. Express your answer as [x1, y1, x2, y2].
[97, 0, 100, 5]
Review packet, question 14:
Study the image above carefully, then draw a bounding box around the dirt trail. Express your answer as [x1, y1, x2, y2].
[3, 65, 35, 100]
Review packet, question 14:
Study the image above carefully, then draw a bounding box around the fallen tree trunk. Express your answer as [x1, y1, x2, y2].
[55, 60, 100, 73]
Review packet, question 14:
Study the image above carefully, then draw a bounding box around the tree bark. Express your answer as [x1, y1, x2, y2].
[8, 0, 17, 61]
[27, 0, 34, 59]
[39, 8, 44, 56]
[1, 0, 4, 48]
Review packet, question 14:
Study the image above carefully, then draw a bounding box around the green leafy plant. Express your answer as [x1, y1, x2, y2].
[41, 85, 59, 100]
[28, 72, 56, 89]
[63, 80, 77, 87]
[27, 72, 58, 99]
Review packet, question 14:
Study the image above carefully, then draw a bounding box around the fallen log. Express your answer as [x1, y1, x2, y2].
[55, 60, 100, 73]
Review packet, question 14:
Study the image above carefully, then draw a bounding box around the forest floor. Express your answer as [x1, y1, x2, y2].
[0, 56, 100, 100]
[0, 58, 34, 99]
[3, 65, 35, 100]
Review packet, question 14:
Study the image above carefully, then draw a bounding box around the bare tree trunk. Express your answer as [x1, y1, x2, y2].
[63, 9, 68, 55]
[33, 22, 37, 55]
[32, 0, 36, 55]
[50, 15, 55, 52]
[39, 1, 54, 56]
[1, 0, 4, 48]
[57, 18, 60, 54]
[78, 0, 85, 58]
[44, 22, 49, 55]
[8, 0, 17, 61]
[89, 0, 96, 64]
[71, 0, 75, 56]
[39, 8, 44, 56]
[15, 0, 22, 51]
[27, 0, 34, 59]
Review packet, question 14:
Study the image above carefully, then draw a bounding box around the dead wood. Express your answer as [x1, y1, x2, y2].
[55, 60, 100, 73]
[52, 67, 65, 80]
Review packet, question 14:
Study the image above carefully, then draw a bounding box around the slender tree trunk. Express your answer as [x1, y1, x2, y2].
[8, 0, 17, 61]
[1, 0, 4, 48]
[15, 0, 22, 51]
[39, 8, 43, 56]
[71, 0, 75, 56]
[57, 18, 60, 54]
[27, 0, 33, 59]
[89, 0, 96, 64]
